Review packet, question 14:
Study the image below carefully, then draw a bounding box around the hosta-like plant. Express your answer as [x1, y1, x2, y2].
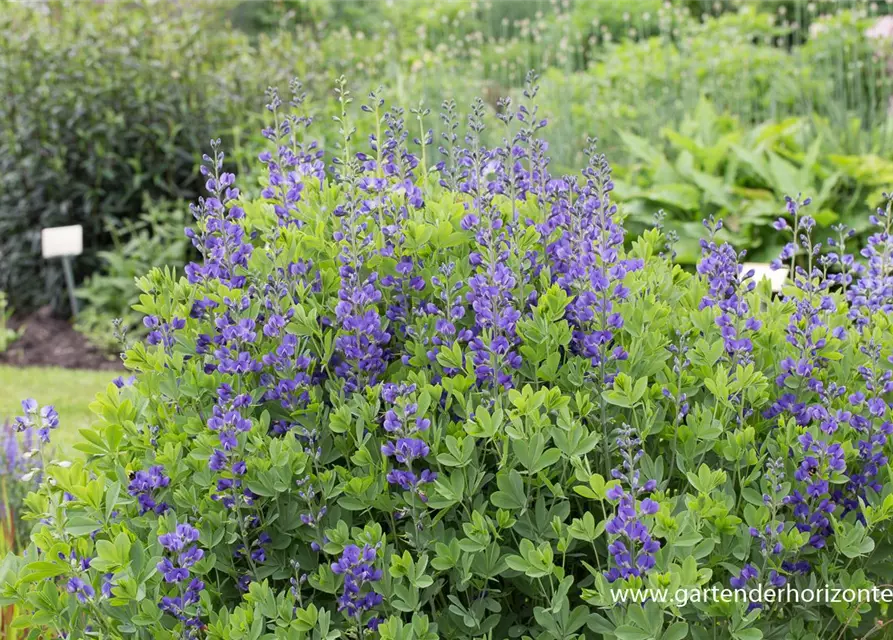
[2, 76, 893, 640]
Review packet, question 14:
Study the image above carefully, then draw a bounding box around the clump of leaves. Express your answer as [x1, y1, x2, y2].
[75, 200, 190, 353]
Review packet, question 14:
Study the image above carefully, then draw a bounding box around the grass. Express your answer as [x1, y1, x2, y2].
[0, 365, 117, 455]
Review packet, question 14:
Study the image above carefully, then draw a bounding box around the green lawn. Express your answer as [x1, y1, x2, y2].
[0, 365, 117, 455]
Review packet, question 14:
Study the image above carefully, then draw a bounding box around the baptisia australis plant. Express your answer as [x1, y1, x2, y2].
[4, 77, 893, 640]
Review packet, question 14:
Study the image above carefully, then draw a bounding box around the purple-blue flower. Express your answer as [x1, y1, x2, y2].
[127, 465, 171, 515]
[603, 425, 661, 583]
[14, 398, 59, 444]
[156, 522, 206, 631]
[331, 544, 383, 620]
[66, 577, 95, 603]
[158, 523, 201, 553]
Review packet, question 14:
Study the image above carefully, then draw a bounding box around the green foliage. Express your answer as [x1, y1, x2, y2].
[536, 4, 893, 170]
[613, 100, 893, 262]
[0, 292, 19, 353]
[76, 200, 190, 352]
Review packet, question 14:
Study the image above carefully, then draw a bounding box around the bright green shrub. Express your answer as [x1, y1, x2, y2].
[528, 32, 807, 173]
[534, 3, 893, 169]
[3, 80, 893, 640]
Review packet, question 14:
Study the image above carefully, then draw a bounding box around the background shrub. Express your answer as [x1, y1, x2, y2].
[0, 2, 256, 312]
[0, 292, 18, 353]
[611, 99, 893, 263]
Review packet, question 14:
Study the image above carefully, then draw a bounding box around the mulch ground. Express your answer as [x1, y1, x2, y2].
[1, 307, 122, 370]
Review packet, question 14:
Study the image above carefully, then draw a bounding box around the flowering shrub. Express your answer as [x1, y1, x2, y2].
[2, 76, 893, 640]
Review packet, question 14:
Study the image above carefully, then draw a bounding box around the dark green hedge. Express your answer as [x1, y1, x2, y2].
[0, 3, 256, 312]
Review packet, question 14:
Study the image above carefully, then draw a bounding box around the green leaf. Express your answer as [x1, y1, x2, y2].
[65, 516, 102, 537]
[530, 448, 561, 474]
[21, 562, 68, 582]
[614, 625, 655, 640]
[505, 554, 532, 573]
[490, 470, 527, 511]
[436, 342, 464, 371]
[835, 521, 875, 559]
[629, 183, 701, 212]
[662, 623, 689, 640]
[630, 376, 648, 405]
[105, 481, 121, 522]
[618, 130, 664, 165]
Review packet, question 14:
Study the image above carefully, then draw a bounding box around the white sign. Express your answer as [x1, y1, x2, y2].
[41, 225, 83, 259]
[743, 262, 788, 293]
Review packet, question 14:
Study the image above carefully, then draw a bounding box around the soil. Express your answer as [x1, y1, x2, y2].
[0, 307, 123, 371]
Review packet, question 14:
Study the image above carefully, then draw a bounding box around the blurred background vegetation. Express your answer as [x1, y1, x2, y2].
[1, 0, 892, 349]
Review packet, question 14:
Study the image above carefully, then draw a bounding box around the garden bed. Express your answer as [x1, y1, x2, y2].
[0, 307, 121, 370]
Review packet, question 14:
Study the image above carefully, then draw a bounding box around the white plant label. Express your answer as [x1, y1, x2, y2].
[743, 261, 787, 293]
[41, 225, 83, 259]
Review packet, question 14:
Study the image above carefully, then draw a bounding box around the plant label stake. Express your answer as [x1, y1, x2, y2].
[41, 224, 83, 317]
[743, 262, 788, 293]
